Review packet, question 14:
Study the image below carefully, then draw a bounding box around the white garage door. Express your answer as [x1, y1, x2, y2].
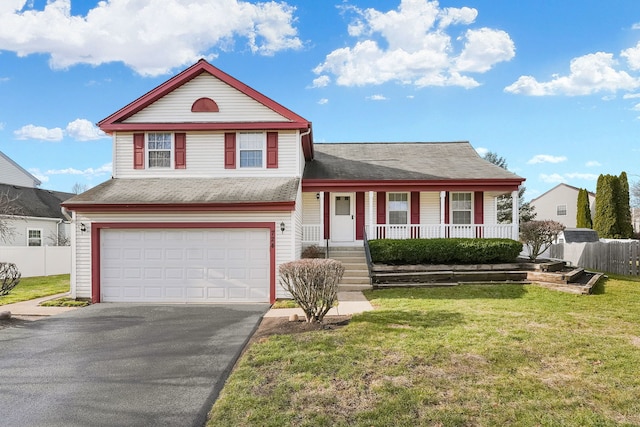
[101, 228, 270, 303]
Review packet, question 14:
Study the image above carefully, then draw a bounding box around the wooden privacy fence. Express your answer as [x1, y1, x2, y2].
[550, 241, 640, 276]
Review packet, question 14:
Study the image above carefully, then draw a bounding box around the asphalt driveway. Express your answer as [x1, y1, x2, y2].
[0, 303, 269, 427]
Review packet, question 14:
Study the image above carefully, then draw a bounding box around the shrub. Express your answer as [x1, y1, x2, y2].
[301, 245, 324, 259]
[279, 259, 344, 323]
[369, 238, 522, 265]
[520, 220, 565, 261]
[0, 262, 21, 296]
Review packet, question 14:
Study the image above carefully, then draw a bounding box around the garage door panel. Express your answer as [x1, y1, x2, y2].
[101, 228, 269, 303]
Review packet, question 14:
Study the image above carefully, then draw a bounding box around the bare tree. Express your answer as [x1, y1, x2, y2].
[631, 180, 640, 208]
[0, 190, 24, 244]
[47, 230, 71, 246]
[71, 182, 89, 194]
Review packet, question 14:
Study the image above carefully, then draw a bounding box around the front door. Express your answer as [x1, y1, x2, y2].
[331, 193, 355, 242]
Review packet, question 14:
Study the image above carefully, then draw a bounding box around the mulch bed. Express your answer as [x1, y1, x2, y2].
[247, 315, 351, 346]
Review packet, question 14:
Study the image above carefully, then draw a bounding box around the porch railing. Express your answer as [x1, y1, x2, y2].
[301, 223, 516, 243]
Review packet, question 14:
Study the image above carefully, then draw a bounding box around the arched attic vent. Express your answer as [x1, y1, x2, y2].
[191, 97, 219, 112]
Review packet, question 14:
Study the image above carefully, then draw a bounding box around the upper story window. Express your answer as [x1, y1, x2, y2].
[147, 132, 172, 168]
[238, 132, 265, 168]
[27, 229, 42, 246]
[557, 204, 567, 216]
[388, 193, 409, 224]
[451, 192, 472, 224]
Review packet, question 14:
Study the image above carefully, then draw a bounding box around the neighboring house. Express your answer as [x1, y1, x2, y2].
[633, 208, 640, 234]
[0, 183, 73, 247]
[530, 183, 596, 228]
[62, 59, 525, 304]
[0, 150, 41, 188]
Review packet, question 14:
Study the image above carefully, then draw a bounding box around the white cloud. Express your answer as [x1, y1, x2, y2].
[622, 41, 640, 71]
[565, 172, 598, 180]
[585, 160, 601, 167]
[13, 118, 107, 141]
[311, 75, 330, 88]
[540, 172, 598, 184]
[45, 163, 112, 178]
[0, 0, 302, 76]
[527, 154, 567, 164]
[540, 173, 564, 184]
[633, 22, 640, 30]
[65, 119, 107, 141]
[505, 51, 640, 96]
[27, 168, 49, 183]
[367, 94, 387, 101]
[475, 146, 489, 157]
[14, 124, 64, 141]
[317, 98, 329, 105]
[623, 93, 640, 99]
[0, 122, 4, 130]
[313, 0, 514, 88]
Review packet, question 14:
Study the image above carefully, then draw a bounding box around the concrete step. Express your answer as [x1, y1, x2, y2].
[329, 256, 366, 264]
[343, 269, 370, 278]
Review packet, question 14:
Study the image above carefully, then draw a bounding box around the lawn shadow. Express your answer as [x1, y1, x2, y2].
[365, 283, 528, 301]
[352, 309, 464, 329]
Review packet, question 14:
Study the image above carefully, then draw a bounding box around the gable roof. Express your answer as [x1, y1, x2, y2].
[530, 183, 595, 203]
[302, 142, 524, 191]
[0, 183, 73, 220]
[62, 177, 299, 212]
[98, 59, 311, 131]
[0, 151, 41, 187]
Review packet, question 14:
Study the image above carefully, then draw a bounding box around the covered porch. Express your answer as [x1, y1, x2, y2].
[300, 188, 520, 246]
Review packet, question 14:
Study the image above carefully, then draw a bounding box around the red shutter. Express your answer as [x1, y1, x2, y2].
[174, 133, 186, 169]
[323, 192, 330, 239]
[224, 133, 236, 169]
[410, 192, 420, 238]
[376, 192, 386, 239]
[266, 132, 278, 168]
[355, 192, 365, 240]
[444, 192, 450, 224]
[474, 191, 484, 238]
[133, 133, 145, 169]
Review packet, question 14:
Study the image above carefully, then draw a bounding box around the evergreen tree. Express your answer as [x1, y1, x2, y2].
[593, 174, 619, 238]
[576, 188, 592, 229]
[618, 172, 633, 238]
[483, 151, 536, 224]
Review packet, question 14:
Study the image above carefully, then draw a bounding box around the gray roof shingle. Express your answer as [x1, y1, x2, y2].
[0, 183, 74, 219]
[304, 142, 523, 181]
[63, 177, 300, 205]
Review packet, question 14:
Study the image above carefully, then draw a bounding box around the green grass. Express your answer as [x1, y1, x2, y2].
[0, 274, 70, 305]
[40, 297, 89, 307]
[208, 276, 640, 426]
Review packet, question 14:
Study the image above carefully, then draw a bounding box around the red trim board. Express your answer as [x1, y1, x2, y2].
[90, 222, 277, 304]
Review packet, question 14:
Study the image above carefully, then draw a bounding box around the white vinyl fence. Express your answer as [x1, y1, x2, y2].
[0, 246, 71, 278]
[550, 240, 640, 276]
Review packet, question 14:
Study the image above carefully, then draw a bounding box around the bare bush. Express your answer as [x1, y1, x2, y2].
[520, 220, 565, 261]
[0, 190, 24, 244]
[0, 263, 21, 296]
[279, 259, 345, 323]
[301, 245, 324, 259]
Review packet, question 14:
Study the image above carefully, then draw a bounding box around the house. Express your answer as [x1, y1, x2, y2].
[0, 152, 73, 247]
[0, 150, 42, 188]
[530, 183, 595, 228]
[62, 59, 525, 304]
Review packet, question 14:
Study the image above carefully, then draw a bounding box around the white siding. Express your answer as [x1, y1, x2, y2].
[124, 73, 289, 123]
[302, 192, 321, 225]
[0, 154, 39, 187]
[484, 192, 500, 225]
[0, 217, 63, 247]
[530, 184, 595, 228]
[421, 192, 441, 224]
[72, 211, 296, 300]
[113, 130, 300, 178]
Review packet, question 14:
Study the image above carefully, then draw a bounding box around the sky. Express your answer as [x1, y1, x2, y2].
[1, 0, 640, 201]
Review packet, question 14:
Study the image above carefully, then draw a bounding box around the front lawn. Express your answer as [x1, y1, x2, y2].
[0, 274, 70, 305]
[208, 277, 640, 426]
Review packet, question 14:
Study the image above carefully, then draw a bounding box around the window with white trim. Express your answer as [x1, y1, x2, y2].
[451, 192, 472, 224]
[557, 204, 567, 216]
[147, 132, 172, 168]
[27, 229, 42, 246]
[238, 132, 265, 168]
[388, 193, 409, 224]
